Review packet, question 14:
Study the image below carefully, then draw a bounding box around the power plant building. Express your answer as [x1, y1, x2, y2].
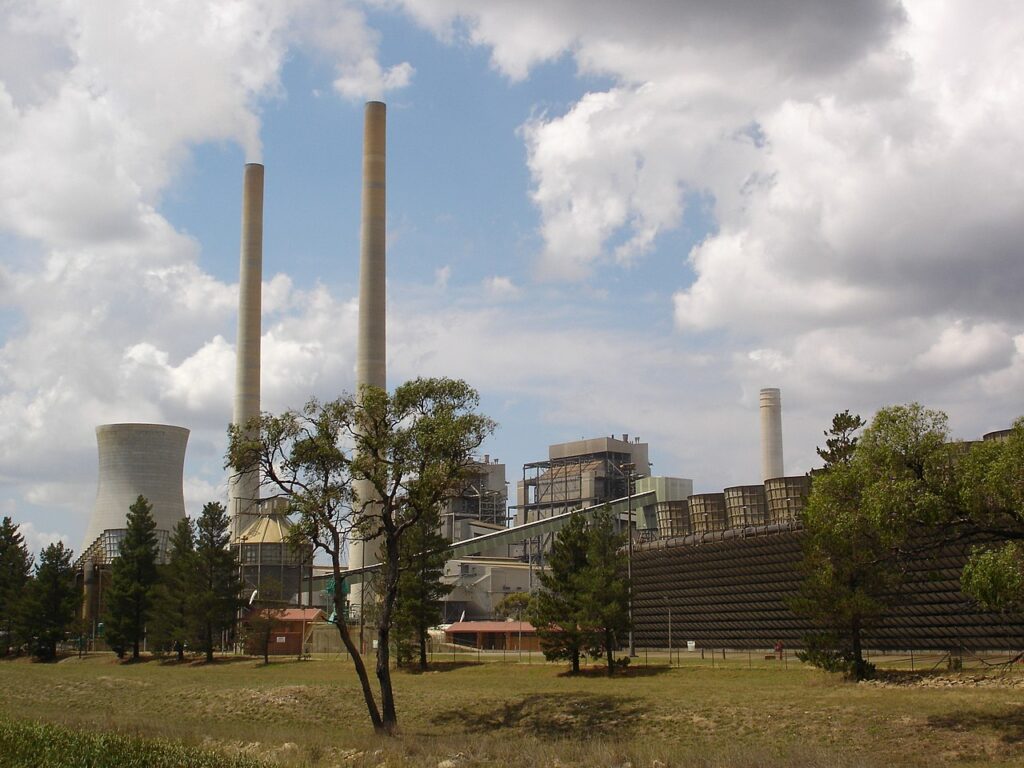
[515, 435, 652, 525]
[441, 456, 508, 542]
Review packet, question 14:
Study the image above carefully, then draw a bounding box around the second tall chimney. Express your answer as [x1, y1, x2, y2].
[230, 162, 264, 540]
[760, 387, 784, 482]
[357, 101, 387, 392]
[350, 102, 387, 608]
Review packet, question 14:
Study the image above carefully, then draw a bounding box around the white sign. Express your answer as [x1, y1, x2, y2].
[276, 636, 286, 643]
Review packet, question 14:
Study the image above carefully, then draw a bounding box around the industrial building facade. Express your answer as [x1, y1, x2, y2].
[632, 524, 1024, 652]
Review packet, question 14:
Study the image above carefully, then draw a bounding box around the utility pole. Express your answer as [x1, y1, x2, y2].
[623, 462, 636, 657]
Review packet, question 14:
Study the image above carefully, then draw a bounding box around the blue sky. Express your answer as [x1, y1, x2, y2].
[1, 0, 1022, 555]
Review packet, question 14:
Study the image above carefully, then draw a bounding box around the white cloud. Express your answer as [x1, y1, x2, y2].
[16, 520, 69, 555]
[434, 265, 451, 289]
[0, 0, 411, 543]
[399, 0, 1024, 447]
[915, 322, 1015, 374]
[483, 275, 520, 300]
[290, 1, 414, 101]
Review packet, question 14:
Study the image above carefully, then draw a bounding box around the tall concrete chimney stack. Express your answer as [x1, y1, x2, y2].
[759, 387, 784, 482]
[356, 101, 387, 391]
[350, 102, 387, 605]
[229, 162, 264, 540]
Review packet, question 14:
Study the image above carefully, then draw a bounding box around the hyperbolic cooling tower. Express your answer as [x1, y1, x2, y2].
[349, 101, 387, 608]
[229, 162, 264, 541]
[81, 423, 189, 553]
[759, 387, 784, 482]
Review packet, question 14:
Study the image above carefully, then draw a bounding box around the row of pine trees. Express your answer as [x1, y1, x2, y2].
[0, 497, 243, 661]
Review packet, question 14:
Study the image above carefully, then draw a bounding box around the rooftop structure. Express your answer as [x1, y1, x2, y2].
[442, 455, 508, 542]
[515, 434, 651, 525]
[233, 500, 314, 606]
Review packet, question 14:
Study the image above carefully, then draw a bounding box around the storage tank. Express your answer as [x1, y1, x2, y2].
[688, 493, 727, 535]
[655, 500, 691, 539]
[234, 501, 313, 605]
[983, 429, 1012, 443]
[764, 475, 812, 524]
[81, 423, 189, 555]
[724, 485, 767, 529]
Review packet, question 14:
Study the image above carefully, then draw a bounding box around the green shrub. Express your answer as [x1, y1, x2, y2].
[796, 633, 875, 680]
[0, 717, 267, 768]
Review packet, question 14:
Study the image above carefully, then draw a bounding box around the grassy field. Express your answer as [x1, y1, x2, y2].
[2, 651, 1023, 767]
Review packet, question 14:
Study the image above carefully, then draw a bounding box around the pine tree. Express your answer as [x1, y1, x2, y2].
[528, 512, 591, 673]
[580, 508, 630, 676]
[104, 495, 160, 660]
[392, 509, 452, 670]
[0, 516, 33, 656]
[816, 410, 866, 468]
[149, 517, 196, 660]
[192, 502, 242, 662]
[21, 542, 76, 661]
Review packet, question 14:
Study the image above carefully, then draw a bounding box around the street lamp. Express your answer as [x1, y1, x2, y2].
[619, 461, 637, 657]
[661, 594, 672, 666]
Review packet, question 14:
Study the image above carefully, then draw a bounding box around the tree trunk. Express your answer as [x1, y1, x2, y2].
[206, 622, 214, 663]
[418, 621, 428, 671]
[606, 630, 614, 676]
[571, 648, 580, 674]
[376, 544, 401, 732]
[851, 617, 866, 681]
[332, 579, 384, 732]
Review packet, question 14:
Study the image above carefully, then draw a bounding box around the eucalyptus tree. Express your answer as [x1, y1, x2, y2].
[228, 377, 494, 733]
[793, 404, 953, 679]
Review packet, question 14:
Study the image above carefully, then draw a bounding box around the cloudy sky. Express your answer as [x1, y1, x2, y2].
[2, 0, 1021, 555]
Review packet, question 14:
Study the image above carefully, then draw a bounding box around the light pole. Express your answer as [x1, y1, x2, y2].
[621, 461, 637, 657]
[661, 595, 672, 665]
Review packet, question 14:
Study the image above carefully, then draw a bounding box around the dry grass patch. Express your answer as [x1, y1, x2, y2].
[2, 654, 1023, 767]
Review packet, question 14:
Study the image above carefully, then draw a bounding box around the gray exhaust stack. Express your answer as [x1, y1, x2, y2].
[350, 102, 387, 604]
[759, 387, 784, 482]
[230, 163, 264, 541]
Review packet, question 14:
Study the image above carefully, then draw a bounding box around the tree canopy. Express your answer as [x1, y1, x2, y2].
[529, 512, 591, 674]
[192, 502, 243, 662]
[104, 495, 160, 660]
[529, 508, 630, 675]
[816, 410, 866, 468]
[0, 516, 32, 656]
[392, 509, 452, 670]
[793, 406, 951, 679]
[21, 542, 76, 661]
[149, 516, 196, 661]
[954, 418, 1024, 611]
